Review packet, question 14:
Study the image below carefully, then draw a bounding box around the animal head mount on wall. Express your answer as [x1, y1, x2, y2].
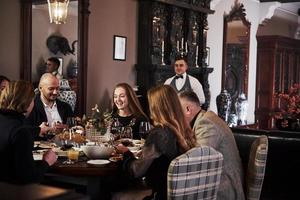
[46, 35, 78, 55]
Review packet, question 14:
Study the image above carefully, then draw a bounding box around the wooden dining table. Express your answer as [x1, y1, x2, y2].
[0, 182, 88, 200]
[47, 156, 120, 200]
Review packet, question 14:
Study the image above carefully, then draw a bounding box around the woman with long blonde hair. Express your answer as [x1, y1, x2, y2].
[0, 80, 57, 184]
[116, 85, 196, 199]
[148, 84, 196, 151]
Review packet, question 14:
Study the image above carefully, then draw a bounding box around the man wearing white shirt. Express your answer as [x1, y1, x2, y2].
[164, 56, 205, 104]
[27, 73, 74, 139]
[46, 57, 63, 80]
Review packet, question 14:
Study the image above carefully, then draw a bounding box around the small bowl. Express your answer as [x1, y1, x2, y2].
[127, 146, 141, 152]
[81, 145, 114, 159]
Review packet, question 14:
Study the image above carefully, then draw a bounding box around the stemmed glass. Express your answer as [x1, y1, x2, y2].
[66, 117, 76, 129]
[111, 118, 121, 134]
[139, 122, 151, 139]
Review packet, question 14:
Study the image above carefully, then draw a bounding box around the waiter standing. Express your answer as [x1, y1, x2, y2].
[164, 55, 205, 105]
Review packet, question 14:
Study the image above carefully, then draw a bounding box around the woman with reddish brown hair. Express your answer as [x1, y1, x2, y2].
[116, 85, 196, 199]
[112, 83, 149, 139]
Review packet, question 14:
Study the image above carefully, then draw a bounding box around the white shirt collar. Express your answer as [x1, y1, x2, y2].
[40, 95, 57, 109]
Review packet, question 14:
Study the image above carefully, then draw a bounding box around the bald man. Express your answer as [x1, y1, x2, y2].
[27, 73, 74, 138]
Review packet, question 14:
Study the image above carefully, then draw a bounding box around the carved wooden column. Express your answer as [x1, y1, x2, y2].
[136, 0, 214, 109]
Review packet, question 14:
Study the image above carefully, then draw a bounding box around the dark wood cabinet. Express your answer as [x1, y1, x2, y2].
[255, 35, 300, 129]
[136, 0, 214, 110]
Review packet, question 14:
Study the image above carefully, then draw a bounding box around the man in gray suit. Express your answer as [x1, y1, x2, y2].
[178, 91, 245, 200]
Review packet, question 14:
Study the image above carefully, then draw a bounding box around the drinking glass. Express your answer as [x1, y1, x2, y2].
[111, 118, 121, 134]
[66, 117, 76, 129]
[139, 122, 151, 139]
[63, 149, 79, 164]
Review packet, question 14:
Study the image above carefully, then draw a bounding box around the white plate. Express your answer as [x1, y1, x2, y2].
[87, 159, 110, 165]
[132, 140, 143, 145]
[33, 154, 43, 161]
[109, 156, 123, 162]
[39, 143, 54, 149]
[128, 146, 140, 152]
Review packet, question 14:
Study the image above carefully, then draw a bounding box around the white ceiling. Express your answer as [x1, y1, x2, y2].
[277, 2, 300, 16]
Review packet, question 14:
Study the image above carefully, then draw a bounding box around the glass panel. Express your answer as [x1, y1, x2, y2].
[31, 1, 78, 91]
[275, 52, 281, 92]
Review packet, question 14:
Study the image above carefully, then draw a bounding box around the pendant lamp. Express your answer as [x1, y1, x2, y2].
[47, 0, 69, 24]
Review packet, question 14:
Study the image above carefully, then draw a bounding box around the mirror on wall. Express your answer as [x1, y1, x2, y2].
[222, 0, 250, 102]
[20, 0, 89, 115]
[31, 1, 78, 86]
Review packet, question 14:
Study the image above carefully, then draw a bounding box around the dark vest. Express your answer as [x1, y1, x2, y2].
[170, 75, 192, 93]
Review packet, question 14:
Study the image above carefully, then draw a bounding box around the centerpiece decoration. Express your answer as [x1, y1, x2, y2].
[273, 83, 300, 131]
[84, 104, 113, 141]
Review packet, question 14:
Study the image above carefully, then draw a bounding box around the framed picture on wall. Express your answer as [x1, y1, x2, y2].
[113, 35, 127, 61]
[57, 57, 63, 75]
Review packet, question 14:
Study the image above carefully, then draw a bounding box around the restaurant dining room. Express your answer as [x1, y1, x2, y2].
[0, 0, 300, 199]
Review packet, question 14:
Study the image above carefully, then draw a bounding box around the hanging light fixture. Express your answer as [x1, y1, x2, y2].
[47, 0, 70, 24]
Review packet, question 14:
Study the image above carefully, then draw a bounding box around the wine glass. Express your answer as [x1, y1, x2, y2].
[139, 122, 151, 139]
[111, 118, 121, 134]
[66, 117, 76, 129]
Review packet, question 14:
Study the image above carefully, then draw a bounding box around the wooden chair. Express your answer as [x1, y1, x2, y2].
[167, 146, 223, 200]
[245, 135, 268, 200]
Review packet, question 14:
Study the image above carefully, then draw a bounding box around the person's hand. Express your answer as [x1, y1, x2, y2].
[53, 122, 68, 133]
[115, 144, 129, 154]
[42, 149, 57, 166]
[39, 122, 54, 136]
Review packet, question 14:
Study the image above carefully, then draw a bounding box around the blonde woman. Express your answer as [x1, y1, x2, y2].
[0, 80, 57, 184]
[117, 85, 196, 199]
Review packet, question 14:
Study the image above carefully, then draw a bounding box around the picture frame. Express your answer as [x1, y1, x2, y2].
[113, 35, 127, 61]
[57, 57, 63, 75]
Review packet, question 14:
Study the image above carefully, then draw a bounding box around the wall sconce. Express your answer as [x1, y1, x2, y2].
[47, 0, 69, 24]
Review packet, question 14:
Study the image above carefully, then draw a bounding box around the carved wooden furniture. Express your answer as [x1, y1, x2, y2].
[135, 0, 214, 110]
[48, 157, 118, 200]
[0, 182, 87, 199]
[255, 35, 300, 129]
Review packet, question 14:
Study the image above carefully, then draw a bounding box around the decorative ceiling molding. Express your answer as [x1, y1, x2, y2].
[278, 5, 300, 16]
[259, 2, 281, 25]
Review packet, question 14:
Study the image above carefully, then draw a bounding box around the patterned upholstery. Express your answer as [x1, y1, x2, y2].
[245, 135, 268, 200]
[57, 79, 76, 111]
[167, 146, 223, 200]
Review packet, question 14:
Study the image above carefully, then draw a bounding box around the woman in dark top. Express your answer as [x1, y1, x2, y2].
[112, 83, 149, 139]
[0, 80, 57, 184]
[117, 85, 196, 199]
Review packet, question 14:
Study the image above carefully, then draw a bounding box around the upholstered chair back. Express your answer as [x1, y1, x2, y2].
[167, 146, 223, 200]
[245, 135, 268, 200]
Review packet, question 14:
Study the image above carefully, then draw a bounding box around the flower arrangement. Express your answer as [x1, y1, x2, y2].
[84, 104, 113, 134]
[273, 83, 300, 120]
